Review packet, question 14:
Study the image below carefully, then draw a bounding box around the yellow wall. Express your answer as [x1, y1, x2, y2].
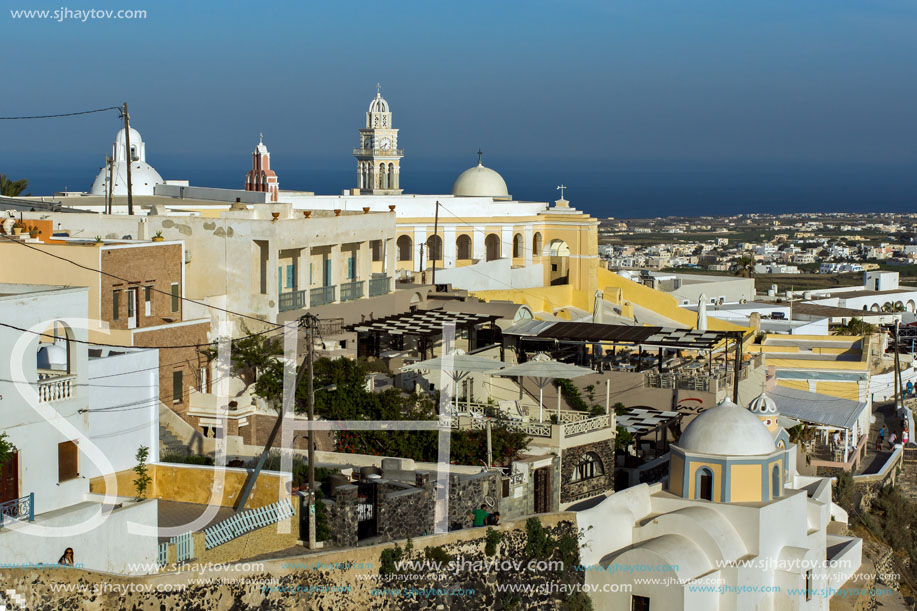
[686, 461, 723, 502]
[815, 381, 860, 400]
[729, 464, 763, 503]
[89, 463, 290, 508]
[766, 358, 867, 371]
[669, 453, 684, 496]
[777, 380, 809, 392]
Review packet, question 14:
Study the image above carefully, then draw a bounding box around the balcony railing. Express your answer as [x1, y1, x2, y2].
[310, 285, 336, 307]
[369, 276, 391, 297]
[37, 374, 74, 403]
[353, 148, 404, 157]
[0, 492, 35, 526]
[278, 289, 307, 313]
[340, 281, 365, 303]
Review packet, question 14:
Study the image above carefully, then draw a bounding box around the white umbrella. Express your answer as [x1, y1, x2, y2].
[401, 352, 506, 413]
[489, 353, 595, 422]
[592, 290, 605, 324]
[697, 293, 708, 332]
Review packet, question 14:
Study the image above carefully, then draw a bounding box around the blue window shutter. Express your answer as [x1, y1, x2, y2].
[286, 265, 294, 289]
[310, 263, 313, 285]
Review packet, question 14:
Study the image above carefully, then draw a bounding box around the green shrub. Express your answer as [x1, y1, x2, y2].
[524, 517, 554, 559]
[379, 544, 404, 576]
[424, 545, 452, 564]
[484, 527, 502, 556]
[160, 453, 214, 466]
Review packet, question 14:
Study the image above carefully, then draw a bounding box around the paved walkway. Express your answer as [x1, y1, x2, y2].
[157, 501, 236, 543]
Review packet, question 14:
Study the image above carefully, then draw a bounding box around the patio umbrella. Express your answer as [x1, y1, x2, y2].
[696, 293, 708, 332]
[401, 352, 506, 413]
[592, 290, 605, 324]
[488, 353, 595, 422]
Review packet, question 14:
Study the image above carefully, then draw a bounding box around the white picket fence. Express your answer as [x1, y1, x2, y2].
[203, 499, 295, 549]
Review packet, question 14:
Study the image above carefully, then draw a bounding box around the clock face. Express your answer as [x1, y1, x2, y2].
[380, 137, 392, 151]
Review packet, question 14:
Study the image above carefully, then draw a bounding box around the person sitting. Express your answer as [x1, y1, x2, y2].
[471, 504, 489, 528]
[486, 511, 501, 526]
[58, 548, 74, 566]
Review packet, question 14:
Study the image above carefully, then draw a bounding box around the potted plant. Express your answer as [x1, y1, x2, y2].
[152, 231, 164, 242]
[27, 225, 40, 239]
[333, 209, 342, 217]
[11, 221, 24, 236]
[303, 210, 312, 219]
[362, 206, 370, 214]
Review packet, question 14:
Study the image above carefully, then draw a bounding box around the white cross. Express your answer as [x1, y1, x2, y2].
[557, 184, 567, 199]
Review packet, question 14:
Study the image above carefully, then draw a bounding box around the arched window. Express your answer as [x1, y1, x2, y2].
[695, 467, 713, 501]
[533, 232, 543, 257]
[485, 234, 501, 261]
[388, 163, 396, 189]
[513, 233, 523, 258]
[456, 235, 472, 260]
[426, 235, 442, 262]
[397, 235, 412, 261]
[772, 464, 781, 498]
[379, 163, 388, 189]
[570, 452, 604, 483]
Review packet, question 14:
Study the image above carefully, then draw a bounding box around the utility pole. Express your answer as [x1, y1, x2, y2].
[894, 321, 902, 414]
[105, 155, 113, 214]
[431, 200, 440, 286]
[732, 332, 742, 404]
[419, 242, 426, 284]
[122, 102, 134, 215]
[304, 313, 318, 549]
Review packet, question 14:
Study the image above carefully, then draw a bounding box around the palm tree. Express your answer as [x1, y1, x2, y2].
[0, 174, 29, 197]
[832, 317, 877, 336]
[735, 255, 755, 278]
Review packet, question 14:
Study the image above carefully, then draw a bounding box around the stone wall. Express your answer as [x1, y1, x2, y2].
[0, 513, 586, 611]
[560, 439, 615, 504]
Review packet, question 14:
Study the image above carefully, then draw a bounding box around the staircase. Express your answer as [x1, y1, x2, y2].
[159, 424, 189, 457]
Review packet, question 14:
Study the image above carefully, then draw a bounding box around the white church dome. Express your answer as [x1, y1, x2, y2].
[369, 92, 389, 113]
[452, 160, 510, 198]
[90, 126, 163, 196]
[676, 400, 776, 456]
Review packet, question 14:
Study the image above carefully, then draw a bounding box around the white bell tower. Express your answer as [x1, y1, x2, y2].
[354, 84, 403, 194]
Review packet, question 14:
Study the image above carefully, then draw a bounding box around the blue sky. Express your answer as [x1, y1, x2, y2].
[2, 0, 916, 211]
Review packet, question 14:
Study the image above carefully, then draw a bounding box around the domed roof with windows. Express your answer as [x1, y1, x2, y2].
[748, 390, 778, 415]
[452, 153, 510, 199]
[676, 400, 777, 456]
[90, 126, 163, 196]
[369, 92, 389, 113]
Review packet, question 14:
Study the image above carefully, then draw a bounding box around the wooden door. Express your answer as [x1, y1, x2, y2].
[534, 467, 550, 514]
[1, 452, 19, 504]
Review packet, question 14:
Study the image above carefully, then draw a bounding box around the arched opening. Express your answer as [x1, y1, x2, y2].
[37, 321, 74, 377]
[512, 233, 523, 258]
[547, 239, 571, 285]
[548, 239, 570, 257]
[426, 234, 442, 262]
[456, 234, 472, 260]
[379, 163, 388, 190]
[772, 464, 781, 498]
[862, 305, 868, 311]
[908, 300, 916, 313]
[397, 235, 412, 261]
[570, 452, 605, 483]
[485, 234, 501, 262]
[532, 232, 543, 257]
[388, 163, 396, 190]
[870, 303, 880, 312]
[695, 467, 713, 501]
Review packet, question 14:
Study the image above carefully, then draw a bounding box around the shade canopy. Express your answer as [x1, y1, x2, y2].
[401, 353, 506, 376]
[489, 355, 595, 422]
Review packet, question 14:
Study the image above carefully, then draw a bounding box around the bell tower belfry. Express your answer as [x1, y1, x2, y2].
[354, 84, 403, 194]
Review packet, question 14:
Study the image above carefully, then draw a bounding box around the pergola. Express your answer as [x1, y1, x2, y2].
[348, 309, 502, 359]
[616, 408, 683, 457]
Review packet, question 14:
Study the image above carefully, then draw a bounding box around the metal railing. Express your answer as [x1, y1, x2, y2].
[278, 290, 307, 312]
[37, 375, 74, 403]
[563, 415, 611, 437]
[310, 285, 336, 307]
[353, 148, 404, 157]
[369, 276, 391, 297]
[644, 372, 725, 393]
[340, 281, 364, 302]
[203, 499, 295, 549]
[0, 492, 34, 526]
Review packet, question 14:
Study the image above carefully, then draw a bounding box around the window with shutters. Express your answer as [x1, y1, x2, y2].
[112, 290, 120, 320]
[58, 440, 78, 482]
[172, 370, 183, 404]
[170, 283, 180, 312]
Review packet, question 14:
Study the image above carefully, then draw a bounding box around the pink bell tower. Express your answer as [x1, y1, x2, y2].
[244, 133, 279, 202]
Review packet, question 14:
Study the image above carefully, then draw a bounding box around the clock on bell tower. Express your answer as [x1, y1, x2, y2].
[354, 84, 403, 194]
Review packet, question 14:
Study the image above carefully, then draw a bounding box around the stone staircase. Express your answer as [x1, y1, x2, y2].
[159, 424, 189, 457]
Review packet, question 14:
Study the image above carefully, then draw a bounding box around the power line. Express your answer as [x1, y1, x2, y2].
[0, 106, 122, 120]
[0, 234, 283, 328]
[0, 320, 285, 350]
